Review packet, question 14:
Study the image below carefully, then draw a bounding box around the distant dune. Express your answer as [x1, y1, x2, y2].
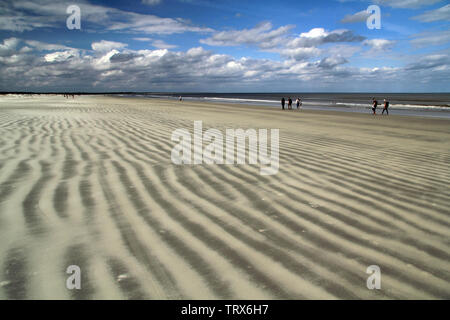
[0, 95, 449, 299]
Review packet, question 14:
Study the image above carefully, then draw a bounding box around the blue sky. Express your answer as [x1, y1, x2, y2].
[0, 0, 449, 92]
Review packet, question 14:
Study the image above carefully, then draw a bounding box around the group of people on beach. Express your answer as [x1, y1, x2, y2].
[63, 94, 75, 99]
[281, 97, 302, 110]
[281, 96, 390, 115]
[372, 98, 390, 115]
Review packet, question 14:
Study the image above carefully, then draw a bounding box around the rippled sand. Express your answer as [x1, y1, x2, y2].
[0, 95, 449, 299]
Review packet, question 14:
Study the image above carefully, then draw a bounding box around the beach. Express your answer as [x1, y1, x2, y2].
[0, 94, 449, 299]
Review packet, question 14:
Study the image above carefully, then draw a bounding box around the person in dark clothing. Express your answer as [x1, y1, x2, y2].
[372, 98, 378, 115]
[382, 99, 389, 115]
[288, 97, 292, 110]
[296, 98, 302, 109]
[281, 97, 285, 110]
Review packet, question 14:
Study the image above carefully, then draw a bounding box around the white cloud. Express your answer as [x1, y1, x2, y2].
[105, 12, 214, 34]
[326, 44, 362, 58]
[201, 24, 366, 62]
[287, 28, 366, 48]
[151, 40, 177, 49]
[0, 0, 213, 35]
[25, 40, 70, 51]
[363, 39, 396, 51]
[91, 40, 128, 52]
[318, 56, 349, 68]
[412, 4, 450, 22]
[92, 49, 120, 70]
[186, 47, 209, 57]
[133, 37, 153, 42]
[405, 53, 450, 70]
[0, 38, 20, 56]
[410, 30, 450, 47]
[0, 16, 52, 32]
[300, 28, 328, 38]
[280, 47, 322, 61]
[44, 50, 79, 62]
[132, 37, 176, 49]
[200, 22, 294, 49]
[341, 10, 371, 23]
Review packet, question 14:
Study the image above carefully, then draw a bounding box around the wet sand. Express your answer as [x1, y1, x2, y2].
[0, 94, 449, 299]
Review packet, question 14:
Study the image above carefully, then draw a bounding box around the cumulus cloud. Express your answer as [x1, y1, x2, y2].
[412, 4, 450, 22]
[44, 50, 79, 63]
[0, 2, 447, 93]
[1, 35, 447, 93]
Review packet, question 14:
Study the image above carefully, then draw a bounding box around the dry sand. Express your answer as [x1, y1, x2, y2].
[0, 94, 449, 299]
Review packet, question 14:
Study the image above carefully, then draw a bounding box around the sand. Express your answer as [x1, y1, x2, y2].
[0, 94, 449, 300]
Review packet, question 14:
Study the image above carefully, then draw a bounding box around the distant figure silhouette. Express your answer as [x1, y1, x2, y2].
[296, 98, 302, 109]
[372, 98, 378, 115]
[288, 97, 292, 110]
[281, 97, 285, 110]
[382, 99, 389, 115]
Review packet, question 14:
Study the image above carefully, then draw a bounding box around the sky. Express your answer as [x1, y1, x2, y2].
[0, 0, 449, 92]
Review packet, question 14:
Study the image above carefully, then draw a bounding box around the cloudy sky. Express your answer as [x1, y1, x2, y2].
[0, 0, 449, 92]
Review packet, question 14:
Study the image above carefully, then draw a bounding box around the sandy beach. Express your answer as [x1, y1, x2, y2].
[0, 94, 449, 300]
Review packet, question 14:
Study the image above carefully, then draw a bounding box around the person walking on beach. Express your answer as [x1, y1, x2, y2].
[372, 98, 378, 115]
[382, 98, 389, 115]
[296, 98, 302, 109]
[281, 97, 285, 110]
[288, 97, 292, 110]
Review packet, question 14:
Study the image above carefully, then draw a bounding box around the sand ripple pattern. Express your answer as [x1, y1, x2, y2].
[0, 95, 449, 299]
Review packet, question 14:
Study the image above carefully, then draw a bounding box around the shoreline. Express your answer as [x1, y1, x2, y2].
[120, 95, 450, 120]
[113, 95, 450, 119]
[2, 93, 450, 119]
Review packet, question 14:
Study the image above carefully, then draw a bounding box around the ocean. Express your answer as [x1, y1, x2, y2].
[118, 92, 450, 119]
